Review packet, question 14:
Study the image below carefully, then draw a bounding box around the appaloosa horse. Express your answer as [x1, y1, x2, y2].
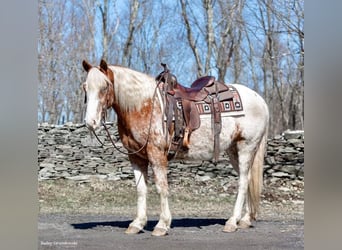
[81, 59, 269, 236]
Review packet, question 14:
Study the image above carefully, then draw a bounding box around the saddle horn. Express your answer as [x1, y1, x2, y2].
[161, 63, 169, 72]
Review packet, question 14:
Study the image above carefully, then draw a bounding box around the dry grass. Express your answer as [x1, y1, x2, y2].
[38, 179, 231, 216]
[38, 177, 304, 220]
[39, 178, 138, 215]
[39, 178, 235, 217]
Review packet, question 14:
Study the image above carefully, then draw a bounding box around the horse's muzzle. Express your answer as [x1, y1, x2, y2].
[85, 118, 99, 131]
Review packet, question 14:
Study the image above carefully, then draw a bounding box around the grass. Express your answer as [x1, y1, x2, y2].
[38, 178, 235, 217]
[39, 179, 136, 215]
[38, 177, 304, 220]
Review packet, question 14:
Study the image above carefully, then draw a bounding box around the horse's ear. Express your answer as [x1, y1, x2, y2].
[100, 59, 108, 72]
[82, 60, 92, 72]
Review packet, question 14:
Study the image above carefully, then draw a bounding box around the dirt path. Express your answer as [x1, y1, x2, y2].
[38, 178, 304, 249]
[38, 213, 303, 249]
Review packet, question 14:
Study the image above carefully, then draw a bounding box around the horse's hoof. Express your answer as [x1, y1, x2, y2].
[125, 226, 141, 234]
[222, 224, 237, 233]
[238, 220, 252, 229]
[151, 227, 168, 236]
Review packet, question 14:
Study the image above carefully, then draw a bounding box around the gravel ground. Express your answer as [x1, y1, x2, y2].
[38, 177, 304, 249]
[38, 214, 303, 250]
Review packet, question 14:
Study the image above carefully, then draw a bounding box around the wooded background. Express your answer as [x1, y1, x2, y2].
[38, 0, 304, 137]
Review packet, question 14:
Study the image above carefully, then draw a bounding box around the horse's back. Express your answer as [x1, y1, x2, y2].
[230, 84, 268, 115]
[176, 83, 268, 160]
[228, 83, 269, 139]
[229, 83, 268, 122]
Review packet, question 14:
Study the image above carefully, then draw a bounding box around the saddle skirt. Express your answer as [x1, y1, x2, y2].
[195, 85, 244, 118]
[163, 84, 245, 122]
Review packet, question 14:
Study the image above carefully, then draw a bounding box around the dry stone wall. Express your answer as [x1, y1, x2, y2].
[38, 123, 304, 182]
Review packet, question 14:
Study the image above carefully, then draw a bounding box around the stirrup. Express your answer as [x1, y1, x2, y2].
[183, 127, 190, 148]
[167, 139, 182, 160]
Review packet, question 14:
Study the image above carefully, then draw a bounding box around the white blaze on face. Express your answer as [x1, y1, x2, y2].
[85, 90, 102, 130]
[84, 67, 109, 130]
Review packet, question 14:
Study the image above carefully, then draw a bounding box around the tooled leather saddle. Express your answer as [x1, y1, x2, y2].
[156, 63, 234, 163]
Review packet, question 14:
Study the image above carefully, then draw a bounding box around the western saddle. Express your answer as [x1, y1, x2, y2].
[156, 63, 234, 162]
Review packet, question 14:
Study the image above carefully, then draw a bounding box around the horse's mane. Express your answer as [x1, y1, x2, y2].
[109, 65, 156, 112]
[86, 67, 109, 91]
[86, 65, 156, 112]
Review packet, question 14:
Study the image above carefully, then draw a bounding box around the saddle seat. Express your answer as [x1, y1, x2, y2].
[168, 76, 233, 102]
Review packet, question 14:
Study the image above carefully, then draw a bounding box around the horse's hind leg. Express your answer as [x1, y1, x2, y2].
[125, 156, 149, 234]
[240, 133, 266, 229]
[223, 142, 255, 233]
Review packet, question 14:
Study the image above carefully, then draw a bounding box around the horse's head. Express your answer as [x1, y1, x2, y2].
[82, 59, 114, 131]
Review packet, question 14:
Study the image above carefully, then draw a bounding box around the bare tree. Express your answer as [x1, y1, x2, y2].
[180, 0, 204, 77]
[214, 0, 243, 82]
[179, 0, 242, 81]
[122, 0, 140, 67]
[97, 0, 120, 62]
[38, 0, 68, 124]
[253, 0, 304, 135]
[38, 0, 304, 136]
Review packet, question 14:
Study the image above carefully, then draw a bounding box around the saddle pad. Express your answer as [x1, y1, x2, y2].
[195, 85, 245, 117]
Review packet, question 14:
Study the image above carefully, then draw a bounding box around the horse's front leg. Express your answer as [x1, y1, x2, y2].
[125, 157, 149, 234]
[150, 158, 172, 236]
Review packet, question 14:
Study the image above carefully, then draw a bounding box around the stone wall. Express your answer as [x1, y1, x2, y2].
[38, 123, 304, 182]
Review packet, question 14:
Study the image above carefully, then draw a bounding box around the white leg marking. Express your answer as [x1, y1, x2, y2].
[152, 166, 172, 236]
[128, 165, 148, 231]
[224, 145, 253, 232]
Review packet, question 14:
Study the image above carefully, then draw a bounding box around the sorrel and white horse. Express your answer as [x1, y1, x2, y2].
[82, 59, 269, 236]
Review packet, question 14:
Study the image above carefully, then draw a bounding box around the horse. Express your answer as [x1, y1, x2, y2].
[81, 59, 269, 236]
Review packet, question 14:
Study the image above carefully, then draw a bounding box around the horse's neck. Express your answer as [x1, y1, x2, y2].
[112, 67, 157, 112]
[112, 103, 134, 126]
[107, 86, 115, 109]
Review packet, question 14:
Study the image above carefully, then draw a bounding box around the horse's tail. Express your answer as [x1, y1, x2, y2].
[247, 128, 268, 220]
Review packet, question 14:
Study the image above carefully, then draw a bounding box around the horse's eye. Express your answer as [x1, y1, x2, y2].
[98, 84, 108, 96]
[101, 85, 108, 93]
